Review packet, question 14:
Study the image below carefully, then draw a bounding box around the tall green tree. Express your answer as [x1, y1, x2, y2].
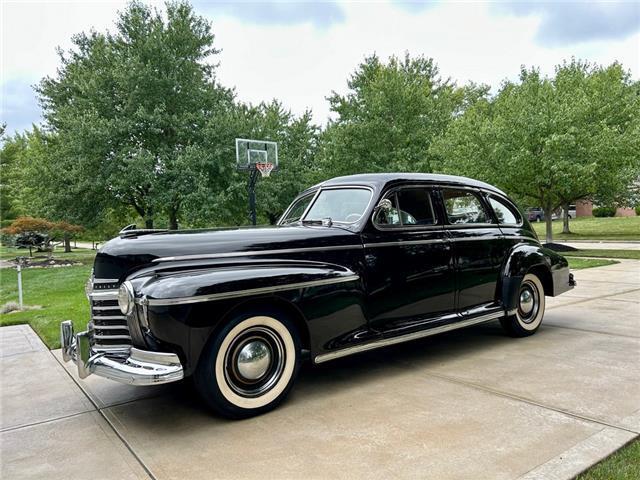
[317, 54, 485, 178]
[37, 1, 234, 229]
[433, 60, 640, 242]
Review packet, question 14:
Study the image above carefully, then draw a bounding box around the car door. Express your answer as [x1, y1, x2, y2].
[361, 185, 455, 336]
[440, 187, 505, 315]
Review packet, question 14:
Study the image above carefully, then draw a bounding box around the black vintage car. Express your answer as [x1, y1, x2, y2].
[61, 173, 575, 418]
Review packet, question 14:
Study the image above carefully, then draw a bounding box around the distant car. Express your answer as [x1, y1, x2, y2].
[60, 173, 575, 418]
[527, 207, 544, 222]
[564, 205, 577, 219]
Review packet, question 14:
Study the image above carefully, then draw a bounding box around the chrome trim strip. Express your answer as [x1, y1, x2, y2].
[89, 291, 119, 300]
[152, 245, 363, 263]
[449, 236, 501, 242]
[92, 334, 132, 340]
[363, 239, 447, 248]
[91, 324, 130, 330]
[93, 278, 119, 284]
[506, 308, 517, 316]
[314, 310, 505, 364]
[146, 275, 361, 306]
[91, 315, 126, 320]
[92, 306, 121, 311]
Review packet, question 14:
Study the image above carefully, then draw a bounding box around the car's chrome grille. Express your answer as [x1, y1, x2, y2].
[88, 280, 131, 355]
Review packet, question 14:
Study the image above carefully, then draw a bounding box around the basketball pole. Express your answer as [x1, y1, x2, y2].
[248, 169, 259, 226]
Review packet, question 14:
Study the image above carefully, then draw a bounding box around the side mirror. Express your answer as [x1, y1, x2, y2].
[375, 198, 393, 212]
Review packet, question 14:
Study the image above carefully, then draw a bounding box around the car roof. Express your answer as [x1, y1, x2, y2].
[311, 173, 506, 196]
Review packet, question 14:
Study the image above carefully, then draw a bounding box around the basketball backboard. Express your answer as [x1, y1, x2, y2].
[235, 138, 278, 172]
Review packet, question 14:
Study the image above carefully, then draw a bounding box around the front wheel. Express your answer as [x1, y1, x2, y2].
[195, 312, 301, 419]
[500, 273, 546, 337]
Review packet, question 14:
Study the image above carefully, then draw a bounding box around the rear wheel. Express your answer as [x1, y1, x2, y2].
[500, 273, 546, 337]
[195, 311, 301, 419]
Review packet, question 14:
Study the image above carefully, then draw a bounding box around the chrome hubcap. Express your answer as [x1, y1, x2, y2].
[518, 281, 539, 323]
[224, 326, 285, 398]
[237, 340, 271, 380]
[519, 289, 534, 315]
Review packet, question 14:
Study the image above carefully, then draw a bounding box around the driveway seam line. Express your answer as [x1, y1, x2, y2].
[547, 286, 640, 310]
[49, 348, 158, 480]
[543, 324, 639, 339]
[0, 409, 94, 433]
[418, 370, 640, 435]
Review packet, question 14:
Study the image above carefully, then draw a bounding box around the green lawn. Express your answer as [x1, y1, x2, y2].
[577, 439, 640, 480]
[563, 249, 640, 260]
[567, 257, 619, 270]
[0, 248, 96, 348]
[532, 216, 640, 241]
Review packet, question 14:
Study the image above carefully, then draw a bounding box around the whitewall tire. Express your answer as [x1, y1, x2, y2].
[195, 312, 301, 418]
[500, 273, 546, 337]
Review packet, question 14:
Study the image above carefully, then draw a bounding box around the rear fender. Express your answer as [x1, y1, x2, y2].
[501, 244, 571, 311]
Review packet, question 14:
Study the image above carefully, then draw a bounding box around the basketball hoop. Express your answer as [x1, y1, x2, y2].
[256, 162, 274, 178]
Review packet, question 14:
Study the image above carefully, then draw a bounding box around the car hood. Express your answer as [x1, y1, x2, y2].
[93, 225, 360, 280]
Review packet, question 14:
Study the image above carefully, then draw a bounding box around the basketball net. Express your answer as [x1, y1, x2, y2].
[256, 162, 274, 178]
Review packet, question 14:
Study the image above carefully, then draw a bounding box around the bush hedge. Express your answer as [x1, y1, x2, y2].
[592, 206, 617, 217]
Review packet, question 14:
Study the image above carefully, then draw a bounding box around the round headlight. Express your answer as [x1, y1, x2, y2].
[118, 281, 135, 315]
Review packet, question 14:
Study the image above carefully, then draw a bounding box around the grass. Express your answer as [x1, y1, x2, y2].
[562, 249, 640, 260]
[0, 248, 96, 348]
[0, 245, 97, 263]
[576, 439, 640, 480]
[567, 257, 619, 270]
[532, 216, 640, 241]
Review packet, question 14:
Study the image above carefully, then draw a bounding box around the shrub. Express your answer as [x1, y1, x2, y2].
[592, 207, 616, 217]
[635, 205, 640, 216]
[0, 302, 21, 314]
[0, 231, 15, 247]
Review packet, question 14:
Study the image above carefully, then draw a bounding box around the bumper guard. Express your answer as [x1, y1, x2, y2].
[60, 320, 184, 386]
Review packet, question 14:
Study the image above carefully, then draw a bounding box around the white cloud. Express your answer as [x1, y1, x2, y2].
[2, 0, 639, 134]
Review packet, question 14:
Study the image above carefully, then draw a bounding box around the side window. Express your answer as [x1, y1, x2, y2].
[443, 189, 492, 225]
[281, 193, 314, 224]
[374, 188, 436, 227]
[374, 194, 401, 226]
[396, 189, 436, 226]
[488, 196, 521, 225]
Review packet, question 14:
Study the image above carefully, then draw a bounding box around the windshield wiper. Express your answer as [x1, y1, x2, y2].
[302, 218, 333, 227]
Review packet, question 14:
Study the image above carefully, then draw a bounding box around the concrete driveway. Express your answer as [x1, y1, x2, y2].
[2, 260, 639, 480]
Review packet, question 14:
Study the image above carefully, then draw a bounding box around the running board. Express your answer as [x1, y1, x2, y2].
[314, 310, 506, 364]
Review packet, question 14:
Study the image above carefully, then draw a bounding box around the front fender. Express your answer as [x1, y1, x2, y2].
[501, 243, 572, 311]
[132, 261, 360, 306]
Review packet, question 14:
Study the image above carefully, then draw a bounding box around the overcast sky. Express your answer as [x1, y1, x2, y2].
[2, 0, 639, 135]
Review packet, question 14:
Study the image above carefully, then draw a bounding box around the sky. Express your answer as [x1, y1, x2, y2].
[1, 0, 639, 136]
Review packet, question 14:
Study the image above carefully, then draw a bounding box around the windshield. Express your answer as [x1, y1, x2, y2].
[303, 188, 372, 223]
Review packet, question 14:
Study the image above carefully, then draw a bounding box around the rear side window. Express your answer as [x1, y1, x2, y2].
[443, 189, 491, 225]
[488, 196, 521, 225]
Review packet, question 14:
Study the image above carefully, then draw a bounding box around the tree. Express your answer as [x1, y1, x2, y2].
[37, 1, 234, 229]
[433, 60, 640, 243]
[50, 221, 84, 253]
[2, 217, 53, 256]
[317, 53, 485, 179]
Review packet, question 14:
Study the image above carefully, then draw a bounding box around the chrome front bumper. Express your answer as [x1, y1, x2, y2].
[60, 320, 184, 386]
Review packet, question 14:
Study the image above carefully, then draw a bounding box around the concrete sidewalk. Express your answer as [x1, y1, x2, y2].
[557, 240, 640, 250]
[1, 261, 639, 480]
